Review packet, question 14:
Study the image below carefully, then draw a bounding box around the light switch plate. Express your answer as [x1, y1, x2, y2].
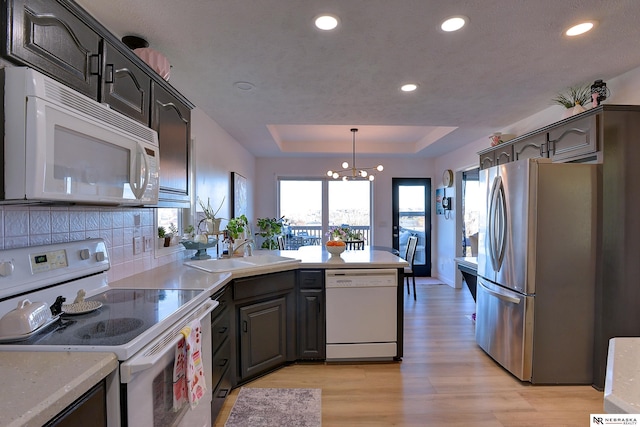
[133, 237, 143, 255]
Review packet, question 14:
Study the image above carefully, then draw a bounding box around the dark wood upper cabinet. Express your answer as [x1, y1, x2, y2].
[151, 82, 191, 204]
[4, 0, 102, 99]
[101, 41, 151, 124]
[3, 0, 195, 205]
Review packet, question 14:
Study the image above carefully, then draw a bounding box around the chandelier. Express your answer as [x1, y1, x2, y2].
[326, 128, 384, 181]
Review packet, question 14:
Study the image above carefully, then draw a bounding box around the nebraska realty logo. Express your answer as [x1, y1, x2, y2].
[591, 414, 639, 426]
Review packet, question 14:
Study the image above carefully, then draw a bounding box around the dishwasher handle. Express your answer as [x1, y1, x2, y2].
[120, 300, 217, 383]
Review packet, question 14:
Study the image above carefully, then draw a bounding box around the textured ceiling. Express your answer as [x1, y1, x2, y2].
[76, 0, 640, 158]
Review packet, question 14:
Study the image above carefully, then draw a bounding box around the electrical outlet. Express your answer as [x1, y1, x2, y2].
[133, 237, 143, 255]
[143, 236, 153, 252]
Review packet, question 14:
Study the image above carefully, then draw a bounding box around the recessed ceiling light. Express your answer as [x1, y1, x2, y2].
[441, 16, 467, 32]
[565, 21, 597, 36]
[400, 83, 418, 92]
[314, 14, 339, 31]
[234, 81, 255, 91]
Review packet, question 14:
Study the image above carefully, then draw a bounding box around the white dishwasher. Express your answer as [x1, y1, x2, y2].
[325, 269, 398, 361]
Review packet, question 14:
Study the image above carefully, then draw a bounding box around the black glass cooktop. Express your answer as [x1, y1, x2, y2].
[14, 288, 201, 346]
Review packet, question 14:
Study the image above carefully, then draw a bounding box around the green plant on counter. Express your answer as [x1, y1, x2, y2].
[157, 226, 167, 238]
[183, 224, 195, 239]
[225, 215, 248, 240]
[256, 216, 286, 249]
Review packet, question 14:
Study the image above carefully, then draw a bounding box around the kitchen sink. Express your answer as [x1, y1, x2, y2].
[184, 254, 300, 273]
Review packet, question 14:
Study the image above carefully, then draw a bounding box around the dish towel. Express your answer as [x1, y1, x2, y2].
[173, 319, 207, 411]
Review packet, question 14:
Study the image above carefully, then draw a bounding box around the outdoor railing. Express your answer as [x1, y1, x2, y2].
[283, 225, 370, 250]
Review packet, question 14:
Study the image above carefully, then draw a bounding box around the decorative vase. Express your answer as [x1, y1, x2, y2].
[206, 218, 221, 234]
[325, 242, 346, 258]
[563, 103, 586, 119]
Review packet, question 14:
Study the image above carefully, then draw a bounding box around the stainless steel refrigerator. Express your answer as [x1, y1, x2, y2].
[476, 158, 597, 384]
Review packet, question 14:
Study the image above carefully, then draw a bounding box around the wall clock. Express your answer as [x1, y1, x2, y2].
[442, 169, 454, 187]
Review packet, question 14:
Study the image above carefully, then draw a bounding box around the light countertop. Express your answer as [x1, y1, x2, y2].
[0, 351, 118, 427]
[1, 245, 405, 426]
[605, 337, 640, 414]
[279, 246, 408, 269]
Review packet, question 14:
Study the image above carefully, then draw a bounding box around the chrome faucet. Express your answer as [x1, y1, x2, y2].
[233, 238, 254, 257]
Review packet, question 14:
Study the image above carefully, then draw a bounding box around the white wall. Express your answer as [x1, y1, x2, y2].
[432, 64, 640, 287]
[191, 107, 256, 230]
[255, 156, 435, 248]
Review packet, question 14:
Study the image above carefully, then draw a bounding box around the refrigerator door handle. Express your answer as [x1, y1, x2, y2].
[488, 175, 507, 272]
[478, 281, 521, 304]
[488, 176, 502, 271]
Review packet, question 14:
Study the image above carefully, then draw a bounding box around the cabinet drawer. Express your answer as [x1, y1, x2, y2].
[211, 307, 230, 354]
[213, 286, 231, 308]
[298, 270, 324, 289]
[211, 368, 231, 423]
[548, 115, 597, 161]
[212, 337, 230, 389]
[233, 271, 295, 300]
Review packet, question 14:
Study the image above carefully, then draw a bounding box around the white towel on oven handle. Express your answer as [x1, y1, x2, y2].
[183, 319, 207, 408]
[172, 332, 187, 411]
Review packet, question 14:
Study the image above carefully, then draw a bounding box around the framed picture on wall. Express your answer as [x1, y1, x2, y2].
[231, 172, 247, 217]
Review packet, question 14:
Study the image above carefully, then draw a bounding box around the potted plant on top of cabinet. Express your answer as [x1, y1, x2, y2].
[255, 216, 286, 249]
[553, 84, 592, 118]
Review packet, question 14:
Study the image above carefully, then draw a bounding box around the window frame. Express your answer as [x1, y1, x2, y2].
[277, 177, 374, 244]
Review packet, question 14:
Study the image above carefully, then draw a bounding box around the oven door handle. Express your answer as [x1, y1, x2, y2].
[120, 300, 217, 383]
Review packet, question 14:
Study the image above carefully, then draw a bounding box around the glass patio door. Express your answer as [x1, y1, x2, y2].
[392, 178, 431, 276]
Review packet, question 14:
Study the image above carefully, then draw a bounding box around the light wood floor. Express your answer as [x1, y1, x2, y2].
[214, 278, 603, 426]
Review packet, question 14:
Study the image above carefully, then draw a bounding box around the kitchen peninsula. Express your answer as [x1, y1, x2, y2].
[0, 247, 408, 426]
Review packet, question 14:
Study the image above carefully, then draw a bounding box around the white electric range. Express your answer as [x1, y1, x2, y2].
[0, 239, 216, 427]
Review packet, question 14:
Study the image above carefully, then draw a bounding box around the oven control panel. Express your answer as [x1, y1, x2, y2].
[31, 249, 68, 274]
[0, 238, 110, 300]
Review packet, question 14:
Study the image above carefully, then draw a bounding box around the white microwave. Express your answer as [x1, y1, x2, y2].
[2, 67, 159, 205]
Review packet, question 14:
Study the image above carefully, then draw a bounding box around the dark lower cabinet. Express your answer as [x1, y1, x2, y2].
[211, 286, 232, 423]
[44, 379, 106, 427]
[297, 270, 325, 360]
[239, 297, 287, 379]
[233, 270, 296, 384]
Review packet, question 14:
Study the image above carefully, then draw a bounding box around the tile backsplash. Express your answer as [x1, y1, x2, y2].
[0, 205, 181, 283]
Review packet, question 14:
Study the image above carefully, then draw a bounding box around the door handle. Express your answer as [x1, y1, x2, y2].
[479, 282, 520, 304]
[105, 64, 114, 84]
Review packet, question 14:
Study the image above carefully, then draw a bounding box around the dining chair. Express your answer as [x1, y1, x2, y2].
[345, 240, 365, 250]
[404, 236, 418, 300]
[277, 235, 285, 250]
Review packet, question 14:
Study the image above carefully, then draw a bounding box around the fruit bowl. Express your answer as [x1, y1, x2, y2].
[325, 241, 346, 257]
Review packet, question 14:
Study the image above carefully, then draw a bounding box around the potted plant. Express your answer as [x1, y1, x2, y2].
[225, 215, 249, 241]
[168, 223, 180, 246]
[255, 216, 286, 249]
[183, 224, 195, 240]
[197, 196, 225, 234]
[552, 84, 592, 117]
[158, 226, 171, 247]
